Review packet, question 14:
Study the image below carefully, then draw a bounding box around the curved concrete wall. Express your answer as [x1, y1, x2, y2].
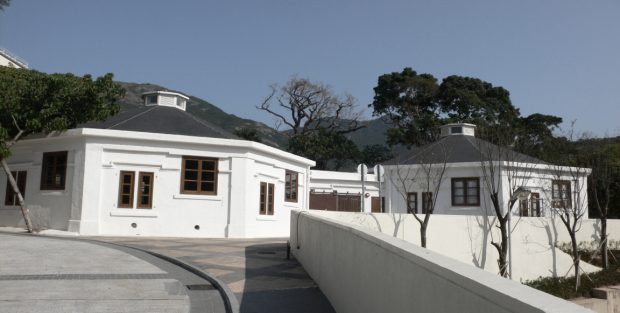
[291, 210, 590, 313]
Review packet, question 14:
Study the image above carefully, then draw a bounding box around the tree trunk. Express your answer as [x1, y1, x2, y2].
[601, 218, 608, 269]
[1, 158, 33, 233]
[420, 224, 427, 248]
[571, 232, 581, 291]
[499, 219, 509, 277]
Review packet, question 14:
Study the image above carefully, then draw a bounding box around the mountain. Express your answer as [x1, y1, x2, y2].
[117, 82, 288, 147]
[116, 82, 393, 149]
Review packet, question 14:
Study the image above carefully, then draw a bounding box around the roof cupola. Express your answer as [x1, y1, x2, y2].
[439, 123, 476, 137]
[142, 91, 189, 111]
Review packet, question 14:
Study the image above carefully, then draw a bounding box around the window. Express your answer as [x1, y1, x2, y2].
[451, 126, 463, 134]
[118, 171, 135, 208]
[181, 156, 218, 195]
[284, 170, 298, 202]
[260, 182, 275, 215]
[137, 172, 154, 209]
[452, 178, 480, 206]
[40, 151, 67, 190]
[519, 192, 542, 217]
[146, 94, 158, 105]
[5, 171, 27, 206]
[422, 192, 433, 214]
[552, 180, 571, 208]
[407, 192, 417, 213]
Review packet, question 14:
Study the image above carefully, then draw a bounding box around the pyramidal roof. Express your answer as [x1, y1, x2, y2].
[79, 105, 237, 139]
[384, 125, 545, 166]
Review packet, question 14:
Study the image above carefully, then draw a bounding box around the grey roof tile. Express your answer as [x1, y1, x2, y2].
[79, 105, 237, 139]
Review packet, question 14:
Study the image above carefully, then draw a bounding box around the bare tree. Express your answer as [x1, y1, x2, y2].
[476, 129, 538, 278]
[258, 77, 365, 136]
[387, 140, 450, 248]
[588, 147, 615, 269]
[547, 164, 589, 290]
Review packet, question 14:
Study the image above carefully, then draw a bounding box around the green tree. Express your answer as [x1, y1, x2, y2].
[234, 127, 262, 143]
[287, 129, 359, 170]
[370, 67, 562, 149]
[358, 144, 393, 167]
[0, 0, 10, 11]
[0, 66, 124, 232]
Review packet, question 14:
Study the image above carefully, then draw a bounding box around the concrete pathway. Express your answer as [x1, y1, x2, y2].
[94, 237, 335, 313]
[0, 233, 227, 313]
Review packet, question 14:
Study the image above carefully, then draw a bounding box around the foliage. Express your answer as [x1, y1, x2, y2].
[525, 250, 620, 299]
[0, 0, 9, 11]
[370, 67, 563, 148]
[234, 127, 262, 143]
[288, 129, 359, 170]
[358, 144, 392, 167]
[0, 66, 125, 158]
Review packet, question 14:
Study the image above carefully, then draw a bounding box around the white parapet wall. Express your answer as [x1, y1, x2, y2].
[305, 211, 616, 282]
[291, 210, 590, 313]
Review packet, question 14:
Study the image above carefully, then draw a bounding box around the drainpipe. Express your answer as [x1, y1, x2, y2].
[305, 165, 311, 211]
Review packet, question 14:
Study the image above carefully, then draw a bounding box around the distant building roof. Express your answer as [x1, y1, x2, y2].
[384, 134, 545, 165]
[0, 47, 29, 69]
[79, 105, 237, 139]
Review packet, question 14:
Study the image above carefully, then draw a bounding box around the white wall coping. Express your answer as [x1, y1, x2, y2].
[292, 210, 589, 313]
[17, 128, 316, 167]
[383, 161, 591, 176]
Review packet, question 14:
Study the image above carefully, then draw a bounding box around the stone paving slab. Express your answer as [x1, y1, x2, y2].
[0, 279, 188, 300]
[0, 235, 164, 275]
[0, 299, 189, 313]
[94, 236, 335, 313]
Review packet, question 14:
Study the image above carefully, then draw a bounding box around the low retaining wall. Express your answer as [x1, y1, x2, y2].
[306, 211, 618, 281]
[291, 210, 590, 313]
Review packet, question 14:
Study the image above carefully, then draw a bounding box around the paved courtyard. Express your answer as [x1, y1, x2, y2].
[0, 233, 226, 313]
[94, 237, 335, 313]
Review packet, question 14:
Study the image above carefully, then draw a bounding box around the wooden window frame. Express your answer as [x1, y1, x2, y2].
[180, 156, 218, 195]
[284, 170, 298, 203]
[451, 177, 480, 206]
[5, 171, 27, 206]
[137, 172, 154, 209]
[40, 151, 68, 190]
[260, 182, 275, 215]
[530, 192, 541, 217]
[407, 192, 418, 214]
[422, 192, 433, 214]
[117, 171, 135, 208]
[552, 180, 571, 208]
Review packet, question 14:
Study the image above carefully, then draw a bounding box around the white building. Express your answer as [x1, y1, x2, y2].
[383, 123, 590, 219]
[0, 91, 315, 238]
[0, 47, 28, 69]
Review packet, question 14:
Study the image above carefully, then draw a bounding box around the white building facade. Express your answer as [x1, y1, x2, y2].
[0, 92, 315, 238]
[383, 124, 590, 219]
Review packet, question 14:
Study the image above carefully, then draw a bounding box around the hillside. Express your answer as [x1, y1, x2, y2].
[117, 82, 288, 147]
[117, 81, 392, 149]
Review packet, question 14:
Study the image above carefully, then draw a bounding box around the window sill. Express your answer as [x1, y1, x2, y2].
[39, 190, 67, 196]
[283, 202, 300, 208]
[173, 194, 222, 201]
[110, 210, 158, 218]
[256, 215, 277, 221]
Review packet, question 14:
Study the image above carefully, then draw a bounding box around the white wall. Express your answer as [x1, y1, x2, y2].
[1, 128, 314, 238]
[385, 162, 590, 219]
[308, 210, 618, 282]
[310, 169, 381, 212]
[0, 136, 84, 231]
[77, 131, 311, 238]
[290, 210, 589, 313]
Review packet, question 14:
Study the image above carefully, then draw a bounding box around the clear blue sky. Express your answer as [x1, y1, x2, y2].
[1, 0, 619, 136]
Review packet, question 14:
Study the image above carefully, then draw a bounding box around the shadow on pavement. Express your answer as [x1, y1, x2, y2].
[238, 242, 335, 313]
